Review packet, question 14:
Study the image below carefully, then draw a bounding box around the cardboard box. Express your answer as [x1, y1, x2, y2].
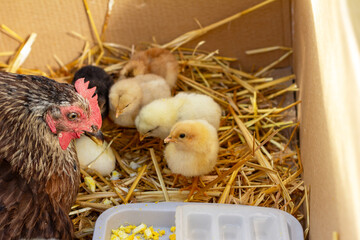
[1, 0, 359, 239]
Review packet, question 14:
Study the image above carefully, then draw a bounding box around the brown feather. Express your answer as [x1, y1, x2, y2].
[0, 71, 84, 239]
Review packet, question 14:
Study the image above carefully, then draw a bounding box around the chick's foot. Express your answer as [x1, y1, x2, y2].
[179, 176, 203, 200]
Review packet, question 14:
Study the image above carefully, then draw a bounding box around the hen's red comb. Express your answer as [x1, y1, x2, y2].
[74, 78, 102, 128]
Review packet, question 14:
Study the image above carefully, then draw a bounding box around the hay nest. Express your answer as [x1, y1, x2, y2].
[0, 0, 309, 239]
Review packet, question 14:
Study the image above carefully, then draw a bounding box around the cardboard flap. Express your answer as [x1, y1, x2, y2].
[0, 0, 291, 72]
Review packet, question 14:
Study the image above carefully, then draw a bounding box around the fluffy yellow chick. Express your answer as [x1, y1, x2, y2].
[164, 120, 219, 197]
[75, 135, 116, 176]
[135, 74, 171, 105]
[120, 48, 179, 88]
[109, 74, 171, 127]
[135, 92, 221, 139]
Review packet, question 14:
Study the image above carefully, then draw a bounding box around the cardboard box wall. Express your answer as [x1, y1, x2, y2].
[1, 0, 359, 239]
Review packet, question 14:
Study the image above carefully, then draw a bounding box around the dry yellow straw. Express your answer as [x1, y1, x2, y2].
[0, 51, 14, 57]
[7, 33, 37, 73]
[304, 185, 310, 239]
[83, 0, 104, 64]
[267, 83, 298, 100]
[228, 98, 294, 209]
[150, 148, 170, 202]
[0, 24, 24, 42]
[53, 54, 69, 73]
[101, 0, 115, 41]
[194, 153, 252, 198]
[230, 74, 258, 95]
[195, 129, 279, 198]
[254, 50, 293, 77]
[124, 165, 147, 203]
[234, 74, 295, 96]
[246, 46, 292, 55]
[76, 201, 112, 210]
[68, 31, 88, 41]
[218, 167, 241, 203]
[183, 61, 255, 79]
[77, 192, 118, 201]
[0, 1, 307, 237]
[332, 232, 339, 240]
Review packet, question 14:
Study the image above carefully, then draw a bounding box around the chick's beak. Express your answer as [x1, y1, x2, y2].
[85, 126, 104, 145]
[164, 136, 177, 143]
[139, 133, 149, 142]
[115, 106, 123, 118]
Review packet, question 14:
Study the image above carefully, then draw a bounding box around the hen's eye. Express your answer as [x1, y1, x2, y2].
[179, 133, 186, 138]
[67, 112, 79, 120]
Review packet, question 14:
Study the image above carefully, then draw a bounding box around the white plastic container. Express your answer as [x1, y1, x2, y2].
[93, 202, 303, 240]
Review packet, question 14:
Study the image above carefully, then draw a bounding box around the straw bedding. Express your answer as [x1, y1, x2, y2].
[0, 0, 309, 239]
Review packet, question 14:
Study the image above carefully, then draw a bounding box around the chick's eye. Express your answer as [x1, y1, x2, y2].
[179, 133, 186, 138]
[67, 112, 79, 120]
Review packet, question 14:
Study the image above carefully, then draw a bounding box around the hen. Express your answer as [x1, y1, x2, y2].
[0, 71, 103, 239]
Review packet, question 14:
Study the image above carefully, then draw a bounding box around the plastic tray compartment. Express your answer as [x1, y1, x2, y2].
[176, 204, 303, 240]
[93, 202, 188, 240]
[93, 202, 303, 240]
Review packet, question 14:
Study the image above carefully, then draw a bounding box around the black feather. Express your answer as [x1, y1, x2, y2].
[72, 65, 114, 119]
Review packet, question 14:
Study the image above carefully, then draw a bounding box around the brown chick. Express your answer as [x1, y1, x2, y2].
[120, 48, 179, 88]
[164, 120, 219, 198]
[109, 74, 171, 127]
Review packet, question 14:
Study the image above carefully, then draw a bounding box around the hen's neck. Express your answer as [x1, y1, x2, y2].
[0, 109, 78, 183]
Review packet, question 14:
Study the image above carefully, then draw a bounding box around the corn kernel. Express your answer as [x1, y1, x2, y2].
[169, 233, 176, 240]
[110, 170, 121, 180]
[170, 226, 176, 233]
[132, 223, 147, 234]
[153, 231, 159, 239]
[112, 223, 171, 240]
[144, 228, 153, 239]
[125, 234, 134, 240]
[124, 225, 135, 234]
[84, 176, 96, 192]
[102, 199, 112, 205]
[117, 230, 129, 239]
[111, 234, 120, 240]
[112, 229, 125, 237]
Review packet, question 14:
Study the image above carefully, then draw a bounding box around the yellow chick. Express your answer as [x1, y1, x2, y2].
[135, 92, 221, 139]
[164, 120, 219, 197]
[120, 48, 179, 88]
[75, 135, 116, 176]
[109, 74, 171, 127]
[135, 74, 171, 106]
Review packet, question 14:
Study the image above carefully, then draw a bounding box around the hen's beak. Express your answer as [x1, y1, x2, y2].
[139, 132, 150, 141]
[85, 129, 104, 146]
[164, 136, 176, 143]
